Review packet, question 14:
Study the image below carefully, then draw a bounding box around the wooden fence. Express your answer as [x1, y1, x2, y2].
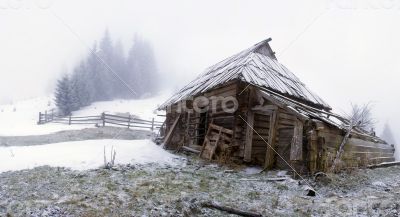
[37, 109, 55, 124]
[38, 111, 164, 131]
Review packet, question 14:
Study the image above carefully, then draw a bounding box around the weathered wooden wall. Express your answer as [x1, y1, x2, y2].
[312, 123, 395, 172]
[164, 82, 395, 174]
[233, 84, 306, 171]
[251, 112, 271, 165]
[164, 81, 239, 150]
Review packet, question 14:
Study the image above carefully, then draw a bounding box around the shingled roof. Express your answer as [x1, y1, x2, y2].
[160, 38, 331, 111]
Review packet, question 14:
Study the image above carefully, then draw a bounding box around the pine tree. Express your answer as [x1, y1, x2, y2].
[55, 74, 73, 116]
[71, 61, 92, 108]
[112, 39, 128, 98]
[97, 29, 115, 100]
[70, 79, 80, 111]
[86, 42, 108, 101]
[54, 30, 159, 112]
[126, 36, 158, 98]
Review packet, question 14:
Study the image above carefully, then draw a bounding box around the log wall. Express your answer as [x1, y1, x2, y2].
[165, 81, 239, 150]
[312, 122, 395, 172]
[164, 82, 394, 174]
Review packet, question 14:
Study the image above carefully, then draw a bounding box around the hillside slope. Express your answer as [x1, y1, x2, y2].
[0, 93, 169, 136]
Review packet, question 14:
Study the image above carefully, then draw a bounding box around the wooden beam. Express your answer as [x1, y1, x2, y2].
[252, 105, 278, 112]
[202, 201, 263, 217]
[264, 110, 278, 169]
[183, 112, 191, 146]
[181, 146, 201, 154]
[308, 130, 318, 174]
[208, 123, 233, 134]
[162, 114, 181, 149]
[367, 161, 400, 169]
[243, 86, 258, 163]
[290, 119, 303, 161]
[199, 124, 213, 158]
[208, 129, 222, 160]
[257, 90, 308, 121]
[330, 123, 354, 172]
[243, 110, 255, 162]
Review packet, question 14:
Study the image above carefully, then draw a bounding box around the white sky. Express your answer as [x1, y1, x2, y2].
[0, 0, 399, 141]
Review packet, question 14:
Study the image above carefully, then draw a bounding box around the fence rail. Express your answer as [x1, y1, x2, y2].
[38, 110, 163, 131]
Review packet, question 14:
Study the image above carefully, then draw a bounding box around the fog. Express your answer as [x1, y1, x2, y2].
[0, 0, 399, 142]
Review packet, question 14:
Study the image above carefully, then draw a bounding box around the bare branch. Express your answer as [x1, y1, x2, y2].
[343, 103, 376, 133]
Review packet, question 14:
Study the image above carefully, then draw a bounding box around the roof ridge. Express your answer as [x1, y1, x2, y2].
[159, 38, 331, 110]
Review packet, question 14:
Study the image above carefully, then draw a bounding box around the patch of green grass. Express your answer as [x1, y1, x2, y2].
[199, 178, 209, 190]
[247, 191, 261, 200]
[105, 182, 117, 191]
[277, 183, 289, 191]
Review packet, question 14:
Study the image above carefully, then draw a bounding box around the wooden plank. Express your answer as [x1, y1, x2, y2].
[278, 119, 295, 126]
[290, 119, 303, 161]
[325, 142, 394, 154]
[181, 146, 201, 154]
[308, 130, 318, 174]
[163, 114, 181, 148]
[203, 82, 237, 97]
[208, 129, 222, 160]
[278, 112, 297, 121]
[348, 137, 394, 150]
[177, 112, 192, 152]
[209, 123, 233, 135]
[252, 105, 278, 112]
[321, 132, 394, 151]
[185, 112, 191, 138]
[264, 110, 278, 169]
[105, 120, 129, 127]
[275, 128, 294, 170]
[367, 161, 400, 169]
[244, 110, 255, 162]
[206, 89, 238, 98]
[199, 125, 213, 158]
[199, 123, 234, 161]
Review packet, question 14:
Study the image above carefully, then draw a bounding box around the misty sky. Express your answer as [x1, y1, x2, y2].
[0, 0, 399, 141]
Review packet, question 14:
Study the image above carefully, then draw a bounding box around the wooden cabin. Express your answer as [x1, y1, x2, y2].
[158, 38, 395, 174]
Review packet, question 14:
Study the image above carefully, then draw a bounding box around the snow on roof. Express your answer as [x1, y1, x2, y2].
[160, 38, 331, 110]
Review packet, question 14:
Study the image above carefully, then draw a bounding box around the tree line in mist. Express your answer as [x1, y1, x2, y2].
[55, 30, 158, 116]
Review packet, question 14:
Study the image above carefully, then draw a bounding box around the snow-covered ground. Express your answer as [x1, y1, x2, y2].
[0, 92, 169, 136]
[73, 93, 168, 123]
[0, 96, 84, 136]
[0, 139, 181, 173]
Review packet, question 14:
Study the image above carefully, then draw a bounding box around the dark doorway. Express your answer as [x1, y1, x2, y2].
[197, 111, 208, 145]
[251, 112, 271, 165]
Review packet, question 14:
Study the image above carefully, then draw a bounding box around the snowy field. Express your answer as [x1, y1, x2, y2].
[0, 139, 181, 173]
[0, 96, 83, 136]
[0, 92, 169, 136]
[73, 93, 168, 122]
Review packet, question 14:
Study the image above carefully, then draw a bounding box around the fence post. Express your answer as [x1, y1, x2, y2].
[68, 115, 72, 125]
[38, 112, 42, 125]
[127, 115, 131, 129]
[151, 118, 154, 131]
[102, 112, 105, 127]
[45, 110, 48, 123]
